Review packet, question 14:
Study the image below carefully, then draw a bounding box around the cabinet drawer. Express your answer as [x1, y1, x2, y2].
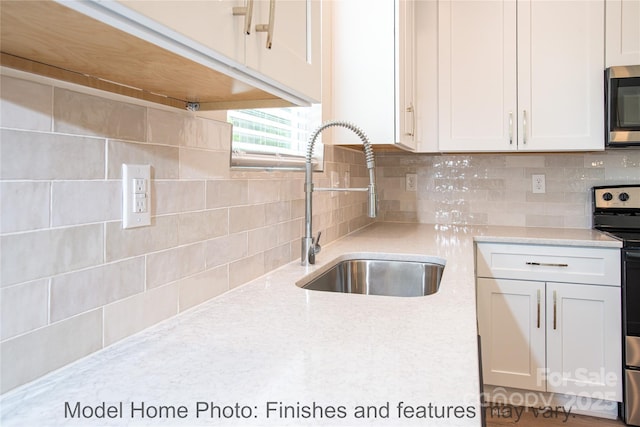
[476, 243, 620, 286]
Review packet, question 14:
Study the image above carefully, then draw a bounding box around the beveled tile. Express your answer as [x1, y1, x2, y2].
[205, 232, 247, 268]
[178, 266, 228, 312]
[103, 282, 179, 346]
[107, 140, 179, 180]
[154, 180, 205, 215]
[177, 209, 228, 245]
[0, 309, 102, 394]
[0, 75, 52, 131]
[1, 181, 50, 233]
[146, 242, 206, 289]
[105, 215, 178, 262]
[1, 224, 104, 287]
[50, 257, 145, 322]
[51, 181, 120, 226]
[206, 179, 248, 208]
[0, 129, 105, 180]
[0, 279, 49, 340]
[54, 88, 145, 140]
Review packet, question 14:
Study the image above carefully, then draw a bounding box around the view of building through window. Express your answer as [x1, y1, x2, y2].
[228, 104, 323, 169]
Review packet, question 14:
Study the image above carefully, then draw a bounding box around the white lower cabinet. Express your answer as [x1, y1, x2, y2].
[477, 278, 546, 391]
[476, 243, 622, 403]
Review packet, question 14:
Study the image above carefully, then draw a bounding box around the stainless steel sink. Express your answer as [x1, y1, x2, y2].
[298, 258, 444, 297]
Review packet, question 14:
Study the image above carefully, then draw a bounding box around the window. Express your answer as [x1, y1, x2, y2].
[228, 104, 323, 170]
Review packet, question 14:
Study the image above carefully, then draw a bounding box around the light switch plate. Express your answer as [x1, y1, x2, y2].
[122, 164, 151, 229]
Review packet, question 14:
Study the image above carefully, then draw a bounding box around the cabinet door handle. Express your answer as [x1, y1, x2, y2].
[526, 261, 569, 268]
[522, 110, 528, 145]
[536, 289, 541, 329]
[255, 0, 276, 49]
[553, 290, 557, 330]
[233, 0, 254, 35]
[405, 103, 415, 137]
[509, 112, 513, 145]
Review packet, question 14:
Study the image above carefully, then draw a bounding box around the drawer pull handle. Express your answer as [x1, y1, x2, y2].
[233, 0, 254, 35]
[536, 289, 541, 329]
[526, 262, 568, 268]
[553, 290, 557, 330]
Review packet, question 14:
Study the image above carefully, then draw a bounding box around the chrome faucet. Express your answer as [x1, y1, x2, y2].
[301, 121, 377, 266]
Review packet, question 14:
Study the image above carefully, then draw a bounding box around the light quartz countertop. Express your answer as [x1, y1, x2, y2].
[0, 223, 621, 427]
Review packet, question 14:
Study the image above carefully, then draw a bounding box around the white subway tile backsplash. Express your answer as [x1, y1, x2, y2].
[153, 180, 206, 215]
[0, 130, 105, 180]
[53, 88, 146, 140]
[179, 147, 230, 179]
[248, 179, 281, 204]
[229, 204, 266, 233]
[105, 215, 179, 262]
[0, 76, 52, 131]
[107, 140, 179, 180]
[0, 279, 49, 341]
[190, 116, 232, 151]
[0, 181, 50, 233]
[50, 257, 145, 322]
[206, 233, 248, 268]
[147, 108, 187, 146]
[0, 308, 102, 394]
[178, 266, 228, 312]
[229, 253, 264, 289]
[177, 209, 228, 245]
[51, 181, 121, 226]
[104, 282, 179, 346]
[378, 151, 640, 227]
[206, 179, 249, 208]
[146, 243, 206, 289]
[1, 224, 104, 287]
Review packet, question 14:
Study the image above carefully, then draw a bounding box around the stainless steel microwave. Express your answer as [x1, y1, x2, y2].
[606, 65, 640, 147]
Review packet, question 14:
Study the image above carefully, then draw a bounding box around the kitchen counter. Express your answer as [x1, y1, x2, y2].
[0, 223, 621, 427]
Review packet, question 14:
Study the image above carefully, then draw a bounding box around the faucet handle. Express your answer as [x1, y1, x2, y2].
[308, 231, 322, 264]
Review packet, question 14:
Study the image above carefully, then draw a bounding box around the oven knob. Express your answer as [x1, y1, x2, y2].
[603, 192, 613, 201]
[619, 192, 630, 202]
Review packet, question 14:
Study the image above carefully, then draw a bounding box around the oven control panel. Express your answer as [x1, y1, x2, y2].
[594, 185, 640, 209]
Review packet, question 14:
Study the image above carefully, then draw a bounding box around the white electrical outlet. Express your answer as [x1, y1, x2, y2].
[532, 174, 546, 194]
[122, 164, 151, 229]
[406, 173, 417, 192]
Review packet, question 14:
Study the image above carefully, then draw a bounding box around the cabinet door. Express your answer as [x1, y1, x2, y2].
[246, 0, 321, 102]
[606, 0, 640, 67]
[396, 0, 417, 150]
[546, 282, 622, 401]
[331, 0, 396, 146]
[438, 0, 517, 152]
[117, 0, 245, 63]
[517, 0, 604, 151]
[477, 278, 546, 391]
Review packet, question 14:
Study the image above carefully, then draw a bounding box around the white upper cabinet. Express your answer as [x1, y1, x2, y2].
[438, 0, 605, 152]
[117, 1, 245, 63]
[117, 0, 321, 103]
[331, 0, 417, 150]
[606, 0, 640, 67]
[0, 0, 320, 110]
[245, 0, 322, 102]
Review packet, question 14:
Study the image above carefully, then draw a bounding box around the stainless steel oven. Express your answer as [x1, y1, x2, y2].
[606, 65, 640, 147]
[625, 249, 640, 424]
[593, 185, 640, 425]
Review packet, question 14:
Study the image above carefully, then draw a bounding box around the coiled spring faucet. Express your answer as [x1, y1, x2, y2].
[301, 121, 377, 266]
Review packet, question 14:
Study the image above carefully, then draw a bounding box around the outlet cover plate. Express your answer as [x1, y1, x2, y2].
[122, 164, 151, 229]
[532, 174, 546, 194]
